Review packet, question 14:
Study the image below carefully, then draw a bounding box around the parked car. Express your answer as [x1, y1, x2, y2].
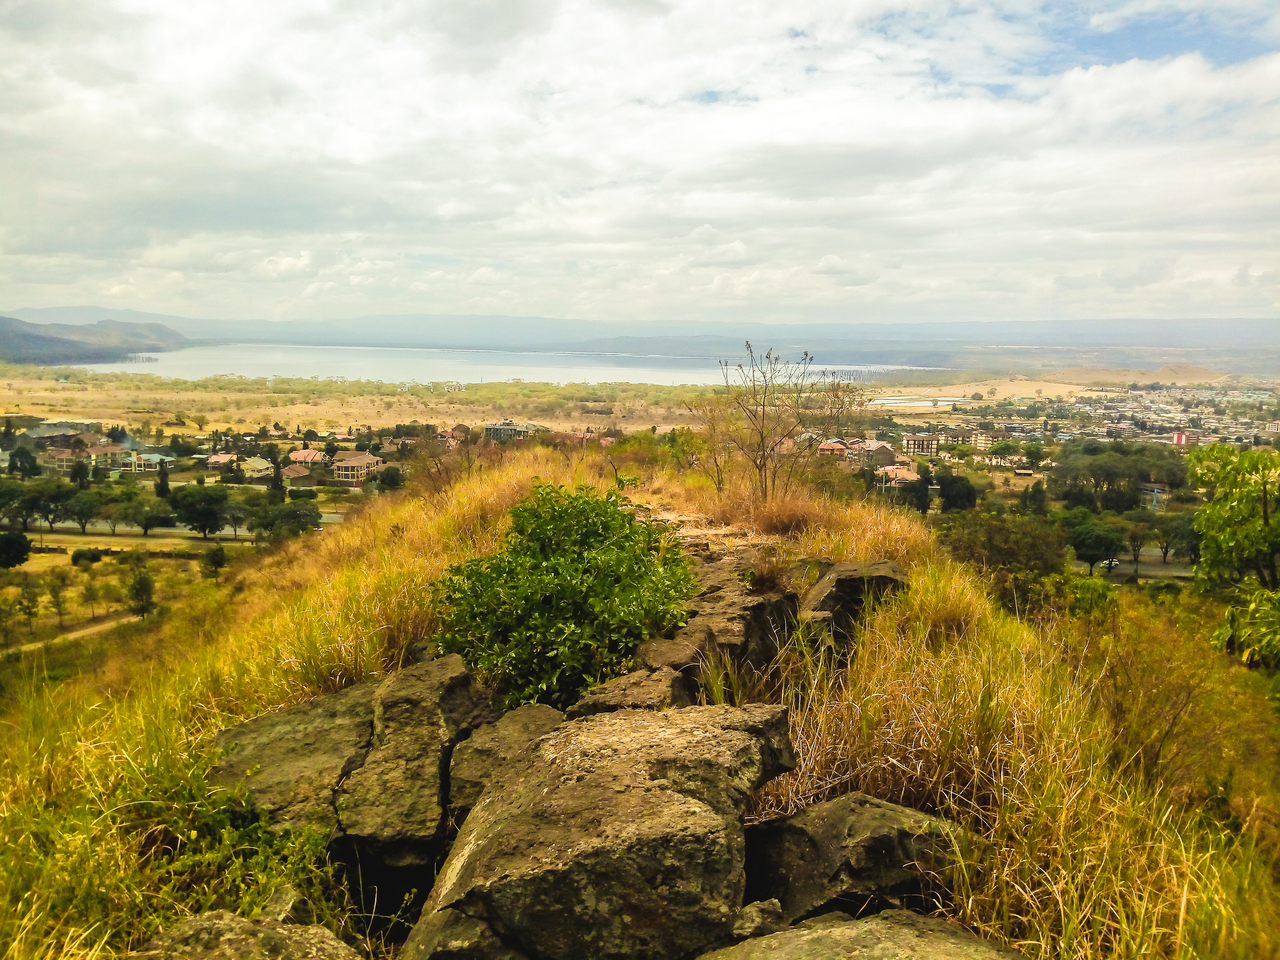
[1101, 558, 1121, 570]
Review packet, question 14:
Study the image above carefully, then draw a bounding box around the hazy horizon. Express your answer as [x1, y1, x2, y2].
[2, 2, 1277, 326]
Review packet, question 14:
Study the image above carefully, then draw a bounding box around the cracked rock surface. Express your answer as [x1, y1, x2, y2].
[211, 655, 496, 892]
[636, 558, 797, 672]
[406, 704, 795, 960]
[745, 792, 957, 921]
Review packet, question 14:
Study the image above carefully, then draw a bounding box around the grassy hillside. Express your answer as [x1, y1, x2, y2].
[2, 446, 1278, 959]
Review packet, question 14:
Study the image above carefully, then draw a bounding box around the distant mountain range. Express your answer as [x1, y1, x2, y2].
[0, 315, 191, 364]
[3, 306, 1277, 375]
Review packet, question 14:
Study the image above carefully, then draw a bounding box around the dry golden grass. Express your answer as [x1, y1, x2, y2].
[727, 570, 1280, 960]
[3, 446, 1279, 960]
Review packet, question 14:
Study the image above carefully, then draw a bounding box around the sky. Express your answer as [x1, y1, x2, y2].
[1, 0, 1278, 325]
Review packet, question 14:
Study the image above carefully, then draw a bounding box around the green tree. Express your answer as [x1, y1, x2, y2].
[68, 459, 91, 489]
[936, 469, 977, 512]
[250, 500, 321, 541]
[6, 488, 41, 531]
[1152, 513, 1180, 563]
[0, 531, 30, 569]
[32, 478, 75, 531]
[0, 598, 17, 649]
[168, 485, 230, 538]
[119, 498, 174, 536]
[1190, 446, 1280, 588]
[81, 579, 100, 618]
[45, 568, 72, 627]
[1067, 522, 1126, 576]
[1022, 441, 1047, 470]
[1018, 480, 1049, 516]
[199, 545, 229, 582]
[940, 511, 1066, 608]
[379, 465, 405, 491]
[154, 459, 170, 499]
[126, 565, 156, 617]
[17, 575, 40, 633]
[8, 446, 39, 479]
[901, 463, 933, 514]
[223, 499, 250, 540]
[1124, 519, 1151, 568]
[64, 490, 103, 534]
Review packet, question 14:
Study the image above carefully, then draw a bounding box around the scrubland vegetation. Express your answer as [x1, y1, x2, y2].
[3, 381, 1280, 960]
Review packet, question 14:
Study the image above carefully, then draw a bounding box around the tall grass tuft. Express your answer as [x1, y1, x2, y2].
[740, 564, 1280, 960]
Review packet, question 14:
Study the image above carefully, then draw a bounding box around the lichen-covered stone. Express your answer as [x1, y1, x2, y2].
[133, 911, 359, 960]
[745, 792, 957, 921]
[797, 561, 907, 642]
[449, 703, 565, 822]
[412, 704, 795, 960]
[637, 559, 797, 672]
[695, 910, 1024, 959]
[212, 656, 497, 900]
[566, 666, 697, 719]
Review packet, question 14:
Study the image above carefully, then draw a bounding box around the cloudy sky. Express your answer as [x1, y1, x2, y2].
[1, 0, 1277, 325]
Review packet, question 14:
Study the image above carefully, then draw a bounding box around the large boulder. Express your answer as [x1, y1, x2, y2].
[566, 666, 697, 719]
[695, 909, 1023, 959]
[406, 705, 796, 960]
[212, 656, 497, 902]
[133, 910, 359, 960]
[637, 558, 798, 672]
[745, 792, 956, 921]
[449, 703, 566, 822]
[210, 683, 375, 836]
[797, 561, 907, 642]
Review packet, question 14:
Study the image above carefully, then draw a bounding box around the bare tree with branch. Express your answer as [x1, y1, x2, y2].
[721, 342, 817, 503]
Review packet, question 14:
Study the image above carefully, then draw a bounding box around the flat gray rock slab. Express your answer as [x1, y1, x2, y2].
[134, 910, 359, 960]
[409, 704, 796, 960]
[696, 910, 1023, 959]
[746, 792, 957, 921]
[566, 666, 697, 719]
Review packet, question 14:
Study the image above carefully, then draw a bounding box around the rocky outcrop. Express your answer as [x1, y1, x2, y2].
[212, 655, 497, 901]
[745, 792, 956, 921]
[566, 666, 697, 719]
[133, 910, 359, 960]
[448, 703, 566, 822]
[695, 909, 1023, 959]
[406, 705, 795, 960]
[178, 553, 1023, 960]
[797, 561, 907, 643]
[637, 558, 798, 672]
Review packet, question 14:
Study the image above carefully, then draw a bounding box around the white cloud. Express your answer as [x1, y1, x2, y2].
[0, 0, 1276, 322]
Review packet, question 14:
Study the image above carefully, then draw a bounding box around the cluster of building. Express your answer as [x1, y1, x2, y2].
[6, 420, 175, 475]
[1, 418, 392, 487]
[1066, 386, 1280, 445]
[812, 434, 947, 486]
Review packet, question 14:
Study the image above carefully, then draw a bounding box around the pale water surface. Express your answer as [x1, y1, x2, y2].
[87, 343, 924, 385]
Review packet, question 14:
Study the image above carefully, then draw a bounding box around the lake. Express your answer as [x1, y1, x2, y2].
[87, 343, 926, 386]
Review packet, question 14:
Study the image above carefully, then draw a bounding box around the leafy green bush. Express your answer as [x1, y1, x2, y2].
[435, 483, 695, 709]
[70, 547, 102, 566]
